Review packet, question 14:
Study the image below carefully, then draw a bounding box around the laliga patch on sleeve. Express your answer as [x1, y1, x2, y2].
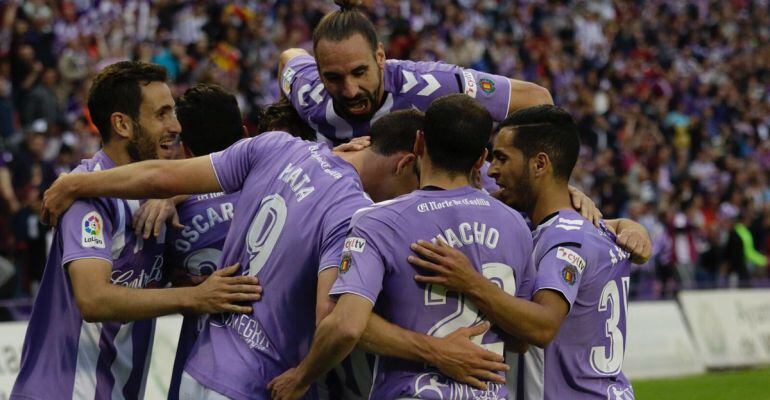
[343, 237, 366, 253]
[81, 211, 106, 249]
[556, 246, 585, 273]
[281, 66, 296, 96]
[462, 70, 477, 98]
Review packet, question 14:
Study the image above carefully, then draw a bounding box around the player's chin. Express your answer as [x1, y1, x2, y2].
[496, 188, 517, 207]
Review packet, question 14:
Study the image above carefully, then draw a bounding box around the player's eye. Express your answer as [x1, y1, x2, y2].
[324, 74, 342, 82]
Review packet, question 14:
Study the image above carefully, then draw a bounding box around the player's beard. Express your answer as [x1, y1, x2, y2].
[334, 70, 383, 122]
[509, 168, 537, 214]
[126, 120, 158, 162]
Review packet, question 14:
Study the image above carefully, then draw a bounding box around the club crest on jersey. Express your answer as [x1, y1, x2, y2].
[343, 237, 366, 253]
[562, 265, 577, 286]
[81, 211, 105, 248]
[480, 78, 495, 95]
[556, 246, 586, 273]
[339, 252, 352, 274]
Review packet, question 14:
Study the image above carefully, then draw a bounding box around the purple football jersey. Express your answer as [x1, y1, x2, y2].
[282, 55, 511, 142]
[515, 210, 634, 400]
[183, 131, 372, 400]
[331, 186, 535, 400]
[479, 161, 500, 194]
[165, 191, 239, 400]
[12, 151, 166, 400]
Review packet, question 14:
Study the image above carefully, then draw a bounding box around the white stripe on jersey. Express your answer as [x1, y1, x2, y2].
[110, 323, 134, 399]
[127, 200, 144, 253]
[325, 100, 354, 139]
[369, 355, 380, 400]
[558, 217, 584, 226]
[137, 319, 156, 400]
[510, 347, 545, 400]
[73, 321, 103, 399]
[111, 200, 126, 259]
[370, 93, 394, 125]
[532, 214, 559, 237]
[349, 195, 414, 228]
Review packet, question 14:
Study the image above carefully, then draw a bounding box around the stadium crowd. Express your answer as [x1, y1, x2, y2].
[0, 0, 769, 307]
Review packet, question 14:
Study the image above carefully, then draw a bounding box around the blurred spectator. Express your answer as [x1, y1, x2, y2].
[0, 0, 768, 303]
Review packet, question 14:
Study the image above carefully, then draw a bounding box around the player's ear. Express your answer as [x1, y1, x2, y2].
[413, 130, 425, 157]
[533, 152, 549, 178]
[473, 148, 488, 171]
[111, 112, 132, 140]
[376, 43, 385, 70]
[395, 152, 416, 175]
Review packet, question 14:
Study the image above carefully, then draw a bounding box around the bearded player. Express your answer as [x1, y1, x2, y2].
[278, 0, 552, 145]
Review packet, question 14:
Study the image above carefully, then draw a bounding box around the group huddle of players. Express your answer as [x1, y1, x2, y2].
[10, 2, 650, 400]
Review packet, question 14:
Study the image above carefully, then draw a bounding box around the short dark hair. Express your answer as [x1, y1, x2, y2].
[176, 84, 244, 156]
[423, 94, 492, 174]
[312, 0, 378, 53]
[370, 109, 423, 155]
[497, 105, 580, 182]
[258, 97, 315, 141]
[87, 61, 167, 143]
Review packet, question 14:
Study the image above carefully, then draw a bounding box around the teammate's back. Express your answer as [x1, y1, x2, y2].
[183, 131, 372, 399]
[523, 209, 633, 400]
[334, 186, 533, 399]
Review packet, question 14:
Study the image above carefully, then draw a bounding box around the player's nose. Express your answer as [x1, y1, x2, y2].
[168, 116, 182, 134]
[342, 78, 358, 99]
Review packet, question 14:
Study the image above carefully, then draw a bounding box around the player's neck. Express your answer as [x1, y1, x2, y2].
[419, 162, 471, 190]
[336, 149, 366, 179]
[531, 184, 572, 226]
[102, 141, 133, 167]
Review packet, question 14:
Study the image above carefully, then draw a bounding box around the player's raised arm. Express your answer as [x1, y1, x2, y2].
[278, 48, 311, 92]
[42, 156, 220, 225]
[508, 78, 554, 112]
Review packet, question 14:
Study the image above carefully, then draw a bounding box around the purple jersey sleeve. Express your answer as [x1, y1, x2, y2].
[60, 198, 115, 267]
[534, 244, 587, 310]
[460, 67, 512, 121]
[210, 132, 292, 193]
[330, 214, 392, 305]
[318, 206, 358, 273]
[281, 55, 319, 125]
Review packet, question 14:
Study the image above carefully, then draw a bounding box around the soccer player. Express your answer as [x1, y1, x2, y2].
[11, 62, 261, 400]
[41, 107, 509, 399]
[269, 94, 535, 400]
[278, 0, 552, 144]
[408, 105, 644, 399]
[164, 83, 247, 400]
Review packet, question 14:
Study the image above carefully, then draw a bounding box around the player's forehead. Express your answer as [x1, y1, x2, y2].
[492, 127, 518, 155]
[316, 34, 377, 73]
[139, 81, 175, 115]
